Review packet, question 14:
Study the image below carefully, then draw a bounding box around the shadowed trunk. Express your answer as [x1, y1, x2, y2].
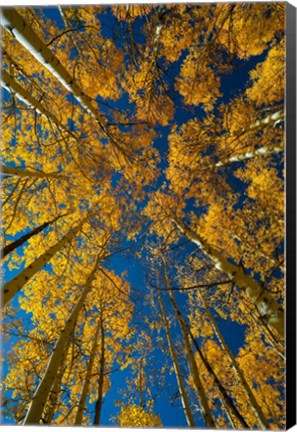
[75, 319, 101, 425]
[93, 317, 105, 426]
[200, 292, 270, 430]
[2, 213, 67, 258]
[161, 254, 215, 428]
[2, 215, 88, 305]
[158, 291, 196, 427]
[23, 255, 101, 425]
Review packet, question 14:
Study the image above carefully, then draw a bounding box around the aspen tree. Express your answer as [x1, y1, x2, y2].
[173, 219, 284, 337]
[158, 290, 196, 427]
[74, 319, 101, 425]
[2, 213, 67, 258]
[215, 110, 284, 166]
[2, 216, 89, 305]
[200, 292, 270, 430]
[2, 8, 105, 124]
[138, 357, 144, 408]
[43, 363, 66, 424]
[93, 316, 105, 426]
[216, 142, 284, 167]
[1, 70, 77, 139]
[186, 325, 249, 429]
[23, 254, 101, 424]
[1, 164, 60, 179]
[57, 6, 84, 59]
[161, 254, 215, 428]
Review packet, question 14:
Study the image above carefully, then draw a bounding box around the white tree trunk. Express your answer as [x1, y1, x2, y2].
[1, 70, 76, 139]
[74, 319, 101, 425]
[216, 111, 284, 166]
[2, 8, 105, 124]
[187, 326, 249, 429]
[174, 219, 284, 337]
[23, 255, 100, 424]
[216, 142, 284, 167]
[200, 293, 270, 430]
[230, 111, 284, 138]
[162, 255, 215, 428]
[2, 216, 88, 305]
[158, 291, 196, 427]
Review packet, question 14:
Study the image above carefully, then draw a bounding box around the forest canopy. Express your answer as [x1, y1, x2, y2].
[1, 3, 285, 428]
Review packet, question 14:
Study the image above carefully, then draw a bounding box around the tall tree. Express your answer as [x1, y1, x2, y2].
[2, 215, 89, 305]
[2, 213, 67, 258]
[172, 218, 284, 337]
[161, 253, 215, 428]
[158, 290, 196, 427]
[23, 254, 101, 424]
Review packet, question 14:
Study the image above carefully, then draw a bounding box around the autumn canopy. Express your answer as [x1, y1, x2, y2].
[1, 3, 285, 429]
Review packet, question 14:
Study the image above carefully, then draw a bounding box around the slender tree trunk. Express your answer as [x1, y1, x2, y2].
[229, 231, 284, 273]
[2, 8, 105, 124]
[246, 300, 285, 360]
[23, 255, 101, 425]
[93, 317, 105, 426]
[139, 358, 144, 408]
[1, 164, 59, 179]
[2, 216, 88, 305]
[44, 363, 66, 424]
[216, 142, 283, 166]
[216, 110, 284, 166]
[219, 392, 238, 429]
[74, 319, 101, 425]
[57, 7, 84, 59]
[200, 293, 270, 430]
[94, 315, 105, 426]
[2, 70, 75, 138]
[173, 219, 284, 337]
[187, 326, 250, 429]
[232, 111, 284, 138]
[158, 291, 196, 427]
[161, 255, 215, 428]
[2, 213, 67, 258]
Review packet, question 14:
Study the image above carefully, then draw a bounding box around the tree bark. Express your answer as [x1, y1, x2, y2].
[2, 213, 67, 258]
[1, 164, 59, 179]
[43, 363, 66, 424]
[158, 291, 196, 427]
[1, 70, 76, 138]
[173, 219, 284, 337]
[161, 255, 215, 428]
[93, 317, 105, 426]
[138, 357, 144, 408]
[2, 8, 105, 124]
[187, 326, 250, 429]
[74, 319, 101, 425]
[200, 293, 270, 430]
[23, 255, 101, 424]
[2, 216, 88, 305]
[216, 110, 284, 166]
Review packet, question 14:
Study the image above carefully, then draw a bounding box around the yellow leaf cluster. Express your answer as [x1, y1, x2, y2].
[117, 404, 162, 427]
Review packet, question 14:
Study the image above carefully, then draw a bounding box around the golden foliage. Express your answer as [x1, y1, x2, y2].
[117, 404, 162, 427]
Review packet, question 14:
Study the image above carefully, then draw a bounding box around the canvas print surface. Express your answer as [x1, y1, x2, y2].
[1, 3, 288, 428]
